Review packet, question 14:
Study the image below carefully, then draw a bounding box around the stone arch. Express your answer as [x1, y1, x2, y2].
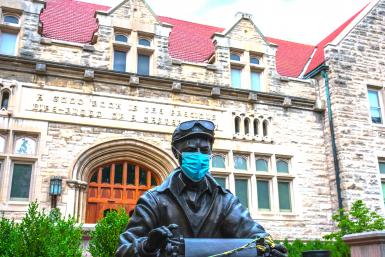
[67, 138, 178, 222]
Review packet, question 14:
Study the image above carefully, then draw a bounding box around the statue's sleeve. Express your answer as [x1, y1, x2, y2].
[221, 194, 266, 238]
[115, 191, 160, 257]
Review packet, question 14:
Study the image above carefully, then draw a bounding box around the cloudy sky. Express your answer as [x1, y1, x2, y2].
[82, 0, 369, 45]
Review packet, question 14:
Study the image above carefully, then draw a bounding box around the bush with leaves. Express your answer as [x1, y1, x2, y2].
[324, 199, 385, 241]
[0, 202, 83, 257]
[89, 208, 130, 257]
[0, 215, 19, 256]
[283, 200, 385, 257]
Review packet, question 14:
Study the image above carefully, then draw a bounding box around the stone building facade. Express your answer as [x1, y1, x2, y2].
[0, 0, 383, 240]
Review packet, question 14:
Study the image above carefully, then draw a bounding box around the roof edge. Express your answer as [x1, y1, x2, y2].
[328, 0, 378, 47]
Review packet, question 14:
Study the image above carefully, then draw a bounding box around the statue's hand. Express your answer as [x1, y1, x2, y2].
[270, 244, 288, 257]
[143, 224, 178, 253]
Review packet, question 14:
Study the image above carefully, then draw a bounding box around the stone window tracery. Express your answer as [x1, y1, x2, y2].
[14, 136, 37, 155]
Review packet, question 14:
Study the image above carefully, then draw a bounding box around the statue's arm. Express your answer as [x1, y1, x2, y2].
[115, 191, 160, 257]
[221, 195, 266, 238]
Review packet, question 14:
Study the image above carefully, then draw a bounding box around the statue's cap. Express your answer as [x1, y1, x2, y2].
[171, 120, 215, 145]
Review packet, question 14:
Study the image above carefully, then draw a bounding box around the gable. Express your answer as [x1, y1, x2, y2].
[107, 0, 159, 27]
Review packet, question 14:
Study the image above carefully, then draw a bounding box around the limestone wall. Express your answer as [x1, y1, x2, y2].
[324, 0, 385, 213]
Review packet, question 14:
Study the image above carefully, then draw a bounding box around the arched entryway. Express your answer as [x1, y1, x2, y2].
[86, 161, 160, 223]
[67, 138, 178, 223]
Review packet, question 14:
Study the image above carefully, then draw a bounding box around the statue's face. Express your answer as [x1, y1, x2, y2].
[174, 136, 212, 164]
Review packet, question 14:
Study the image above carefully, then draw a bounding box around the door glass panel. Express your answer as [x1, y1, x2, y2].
[101, 166, 111, 183]
[114, 164, 123, 184]
[127, 164, 135, 185]
[151, 176, 157, 186]
[139, 167, 147, 186]
[90, 171, 98, 183]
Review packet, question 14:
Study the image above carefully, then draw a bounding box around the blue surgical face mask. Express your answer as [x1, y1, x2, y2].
[180, 152, 210, 182]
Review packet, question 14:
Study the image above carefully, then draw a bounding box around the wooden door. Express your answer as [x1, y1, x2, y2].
[85, 161, 160, 223]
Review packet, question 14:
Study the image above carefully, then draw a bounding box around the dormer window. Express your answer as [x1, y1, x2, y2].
[230, 53, 241, 62]
[138, 38, 151, 47]
[4, 15, 19, 25]
[250, 57, 260, 65]
[115, 34, 128, 43]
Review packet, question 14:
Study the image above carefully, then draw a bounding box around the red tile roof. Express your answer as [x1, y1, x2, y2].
[304, 4, 368, 75]
[40, 0, 109, 44]
[159, 16, 224, 63]
[39, 0, 368, 78]
[266, 37, 314, 78]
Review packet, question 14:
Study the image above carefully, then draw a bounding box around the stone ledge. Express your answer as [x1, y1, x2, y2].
[343, 231, 385, 246]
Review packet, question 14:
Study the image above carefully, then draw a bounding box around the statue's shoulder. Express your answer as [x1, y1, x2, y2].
[149, 169, 180, 193]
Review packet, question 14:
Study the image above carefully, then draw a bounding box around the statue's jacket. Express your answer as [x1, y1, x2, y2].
[116, 169, 266, 257]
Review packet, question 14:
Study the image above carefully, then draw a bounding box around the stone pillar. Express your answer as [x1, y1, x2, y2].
[343, 231, 385, 257]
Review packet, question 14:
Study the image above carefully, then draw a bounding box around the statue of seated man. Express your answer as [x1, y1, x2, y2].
[116, 120, 287, 257]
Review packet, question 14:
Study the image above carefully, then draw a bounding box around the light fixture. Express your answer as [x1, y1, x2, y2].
[49, 176, 62, 208]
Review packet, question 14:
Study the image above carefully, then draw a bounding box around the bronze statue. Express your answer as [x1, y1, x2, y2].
[116, 120, 287, 257]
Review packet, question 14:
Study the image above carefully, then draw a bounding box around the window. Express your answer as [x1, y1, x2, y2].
[113, 50, 127, 72]
[257, 180, 270, 210]
[234, 116, 241, 134]
[230, 53, 241, 62]
[253, 119, 259, 136]
[263, 120, 269, 137]
[213, 176, 226, 188]
[137, 54, 150, 75]
[382, 182, 385, 206]
[0, 32, 17, 55]
[250, 57, 260, 65]
[1, 90, 9, 109]
[235, 178, 249, 208]
[14, 137, 36, 155]
[255, 159, 268, 172]
[212, 155, 225, 169]
[276, 160, 289, 173]
[368, 89, 382, 124]
[244, 118, 250, 135]
[10, 163, 32, 200]
[0, 135, 5, 152]
[378, 160, 385, 206]
[379, 161, 385, 174]
[278, 181, 292, 211]
[251, 71, 261, 91]
[231, 68, 242, 88]
[234, 155, 247, 170]
[4, 15, 19, 24]
[138, 38, 151, 47]
[115, 34, 128, 43]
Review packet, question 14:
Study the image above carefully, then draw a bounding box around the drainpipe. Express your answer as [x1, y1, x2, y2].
[322, 69, 343, 211]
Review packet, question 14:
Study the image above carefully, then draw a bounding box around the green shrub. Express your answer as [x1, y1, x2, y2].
[283, 200, 385, 257]
[0, 215, 19, 256]
[324, 199, 385, 241]
[88, 208, 130, 257]
[283, 239, 348, 257]
[0, 202, 83, 257]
